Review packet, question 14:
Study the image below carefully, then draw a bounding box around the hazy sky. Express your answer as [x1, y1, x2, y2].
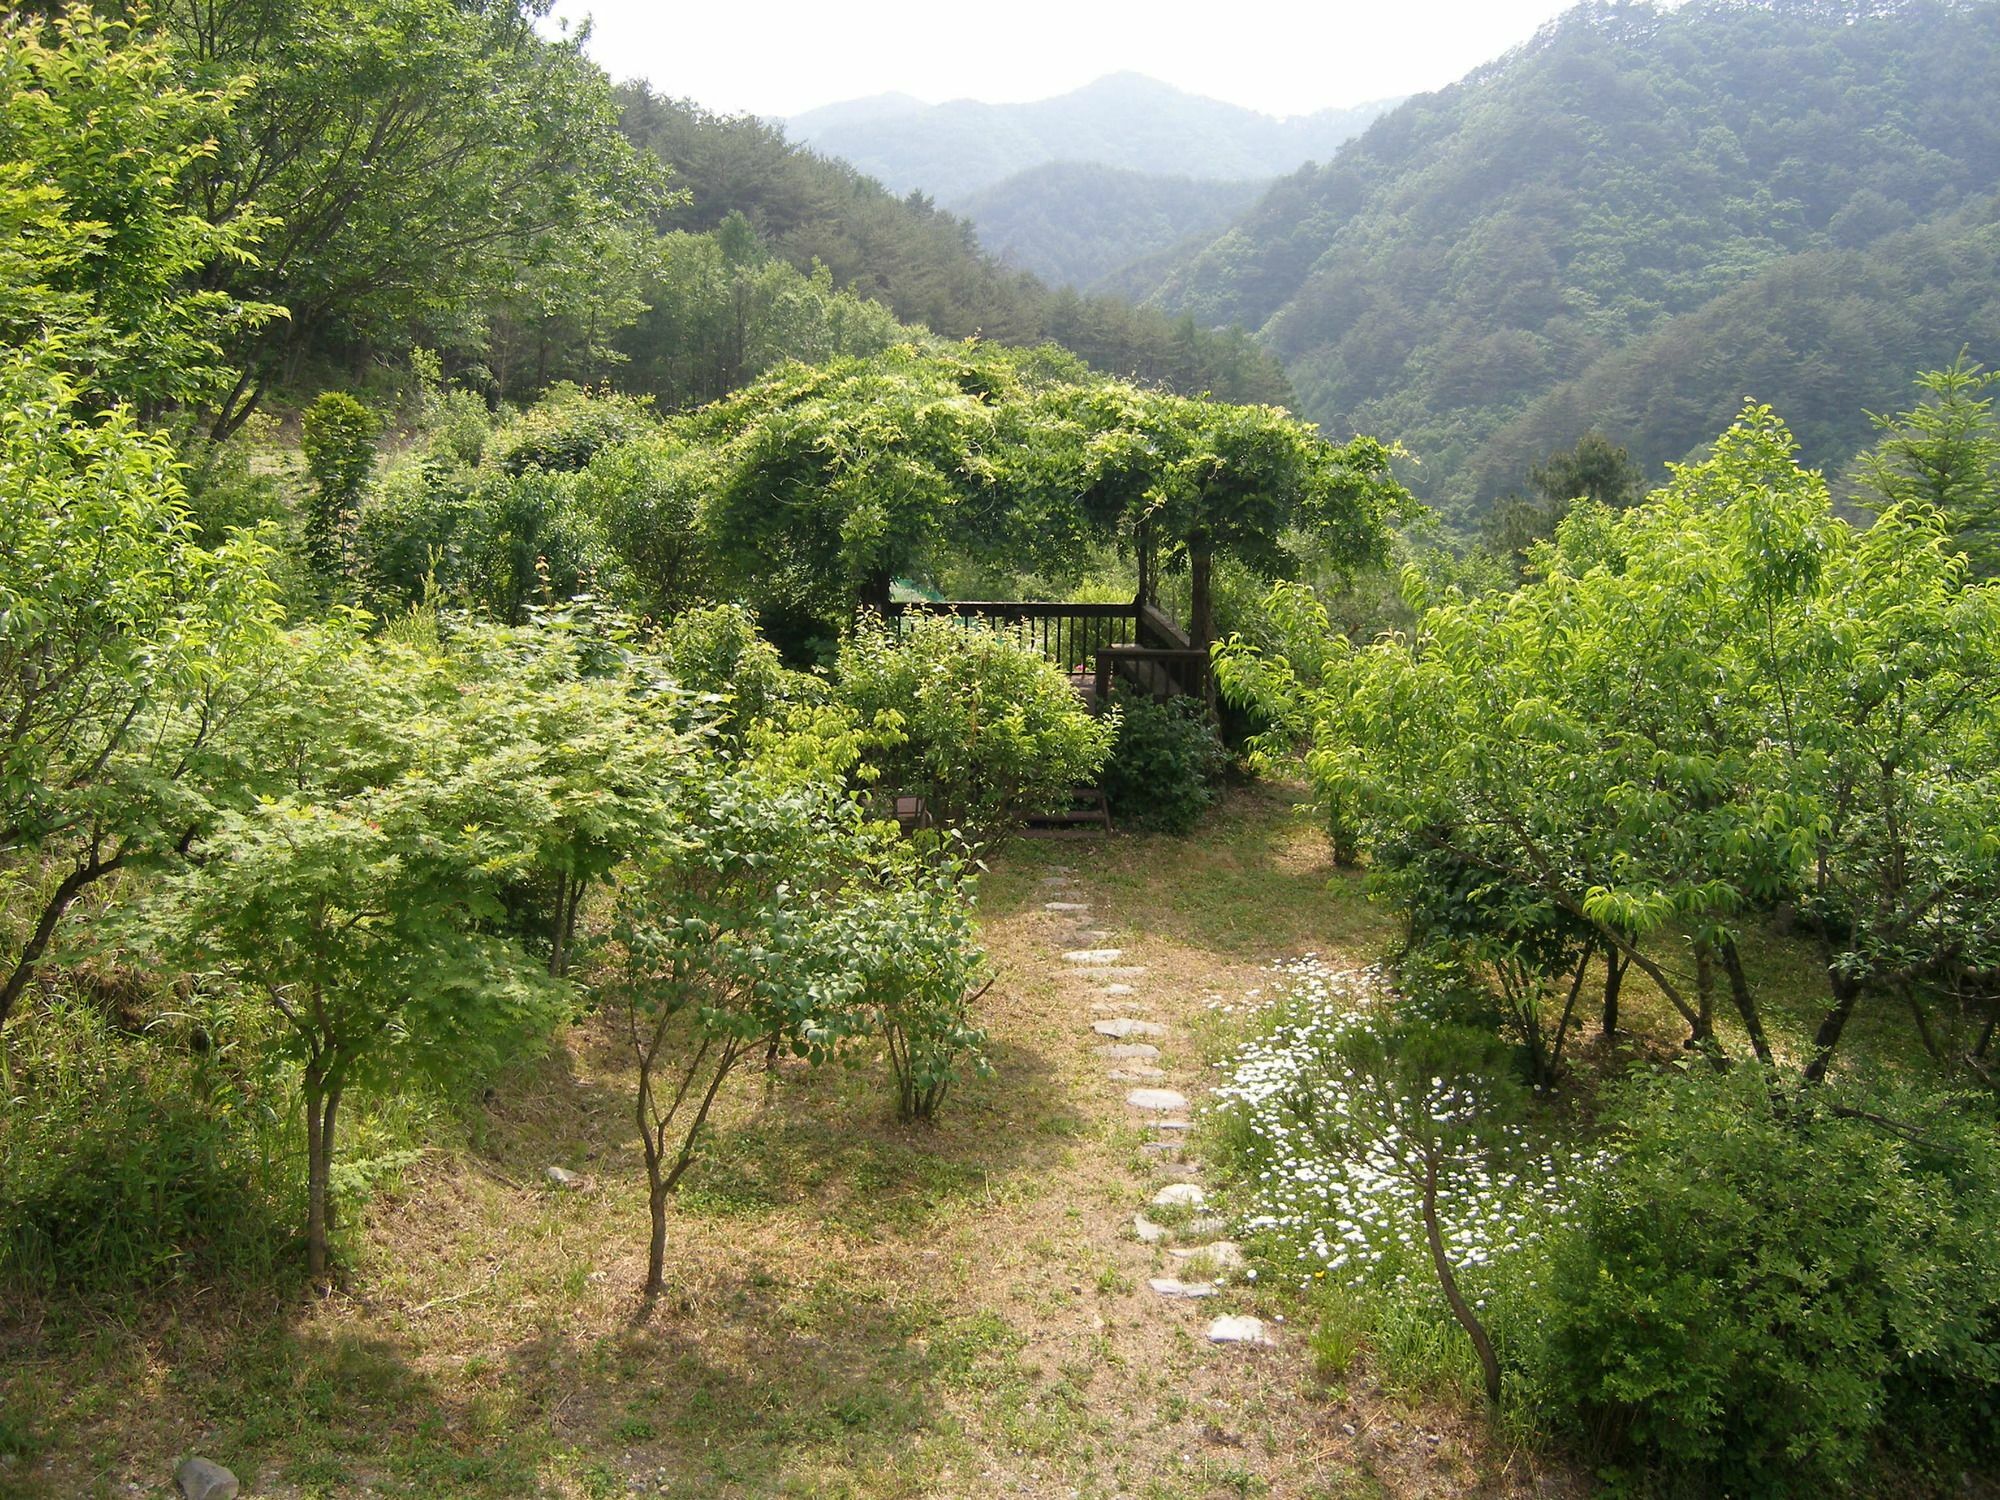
[542, 0, 1582, 119]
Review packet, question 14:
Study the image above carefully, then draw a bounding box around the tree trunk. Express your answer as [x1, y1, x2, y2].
[645, 1182, 669, 1298]
[0, 847, 126, 1032]
[1804, 970, 1863, 1084]
[304, 1065, 343, 1284]
[1691, 943, 1717, 1050]
[1601, 948, 1627, 1036]
[858, 568, 893, 620]
[1719, 937, 1775, 1068]
[1422, 1149, 1502, 1406]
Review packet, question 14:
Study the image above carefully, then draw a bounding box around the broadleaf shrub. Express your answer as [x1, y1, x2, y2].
[1099, 687, 1227, 834]
[834, 614, 1114, 846]
[1526, 1066, 2000, 1494]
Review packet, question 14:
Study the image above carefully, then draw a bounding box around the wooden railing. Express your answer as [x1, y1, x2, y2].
[884, 599, 1210, 711]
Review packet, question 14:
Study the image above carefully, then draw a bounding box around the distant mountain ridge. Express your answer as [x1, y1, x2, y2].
[786, 73, 1399, 205]
[1120, 0, 2000, 512]
[957, 164, 1268, 291]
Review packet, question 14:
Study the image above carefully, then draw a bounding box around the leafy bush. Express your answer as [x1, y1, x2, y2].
[0, 997, 302, 1294]
[657, 602, 793, 740]
[300, 391, 379, 578]
[1099, 687, 1227, 834]
[458, 467, 621, 623]
[492, 383, 655, 475]
[573, 434, 715, 619]
[834, 614, 1115, 846]
[354, 454, 477, 609]
[1527, 1067, 2000, 1493]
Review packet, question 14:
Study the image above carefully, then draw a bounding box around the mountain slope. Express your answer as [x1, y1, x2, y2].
[787, 73, 1396, 204]
[957, 164, 1268, 290]
[612, 87, 1298, 407]
[1132, 0, 2000, 510]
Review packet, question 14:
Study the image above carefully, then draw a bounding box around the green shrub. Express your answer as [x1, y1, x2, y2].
[1099, 688, 1227, 834]
[574, 434, 716, 620]
[459, 467, 621, 623]
[300, 391, 379, 578]
[492, 383, 655, 475]
[0, 997, 302, 1294]
[354, 454, 478, 609]
[834, 614, 1115, 846]
[1528, 1067, 2000, 1494]
[658, 603, 794, 741]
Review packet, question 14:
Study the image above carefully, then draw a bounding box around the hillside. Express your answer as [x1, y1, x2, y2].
[1131, 0, 2000, 512]
[787, 72, 1396, 205]
[614, 86, 1298, 406]
[958, 163, 1267, 291]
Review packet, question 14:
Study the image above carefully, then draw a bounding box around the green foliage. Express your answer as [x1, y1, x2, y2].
[1099, 689, 1227, 835]
[616, 87, 1296, 406]
[1134, 0, 2000, 509]
[1856, 354, 2000, 577]
[155, 0, 667, 435]
[1529, 1067, 2000, 1494]
[840, 846, 991, 1121]
[0, 352, 280, 1032]
[1223, 402, 2000, 1082]
[572, 434, 716, 620]
[0, 5, 280, 416]
[656, 603, 793, 742]
[493, 384, 657, 476]
[834, 615, 1115, 846]
[299, 392, 379, 578]
[0, 990, 301, 1295]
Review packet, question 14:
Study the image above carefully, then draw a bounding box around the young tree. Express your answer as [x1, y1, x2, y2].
[0, 354, 279, 1033]
[608, 769, 881, 1300]
[154, 619, 577, 1280]
[1856, 355, 2000, 578]
[300, 392, 379, 580]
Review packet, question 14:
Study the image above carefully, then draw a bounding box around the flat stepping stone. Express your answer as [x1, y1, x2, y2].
[1184, 1214, 1228, 1237]
[1063, 949, 1125, 964]
[1100, 982, 1136, 996]
[1094, 1042, 1160, 1059]
[1127, 1087, 1188, 1112]
[1142, 1140, 1183, 1155]
[1151, 1182, 1207, 1208]
[1149, 1277, 1218, 1299]
[1133, 1213, 1168, 1244]
[1150, 1118, 1193, 1131]
[1109, 1067, 1167, 1082]
[1043, 901, 1091, 912]
[1172, 1242, 1247, 1272]
[1085, 967, 1148, 979]
[1092, 1018, 1167, 1039]
[1153, 1159, 1199, 1176]
[1207, 1315, 1275, 1346]
[1076, 929, 1115, 940]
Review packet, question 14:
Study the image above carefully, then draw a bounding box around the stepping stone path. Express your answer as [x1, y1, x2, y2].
[1092, 1018, 1168, 1039]
[1033, 871, 1273, 1348]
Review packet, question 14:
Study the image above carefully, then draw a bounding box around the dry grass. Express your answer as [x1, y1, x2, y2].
[4, 785, 1600, 1499]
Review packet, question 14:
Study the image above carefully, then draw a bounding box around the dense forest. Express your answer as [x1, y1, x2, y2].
[614, 88, 1298, 407]
[1123, 0, 2000, 513]
[957, 164, 1268, 291]
[786, 72, 1395, 204]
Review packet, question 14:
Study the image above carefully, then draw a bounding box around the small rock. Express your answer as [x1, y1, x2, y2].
[1092, 1018, 1167, 1039]
[1151, 1182, 1206, 1208]
[1126, 1087, 1189, 1112]
[1063, 949, 1125, 965]
[544, 1165, 580, 1188]
[1148, 1277, 1217, 1299]
[1108, 1067, 1167, 1082]
[1094, 1042, 1160, 1059]
[1133, 1213, 1168, 1244]
[1171, 1241, 1247, 1272]
[1206, 1315, 1274, 1346]
[176, 1457, 239, 1500]
[1043, 901, 1090, 912]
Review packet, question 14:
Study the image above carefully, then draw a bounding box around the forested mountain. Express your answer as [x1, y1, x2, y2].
[613, 88, 1297, 406]
[787, 73, 1396, 204]
[1130, 0, 2000, 512]
[957, 164, 1267, 290]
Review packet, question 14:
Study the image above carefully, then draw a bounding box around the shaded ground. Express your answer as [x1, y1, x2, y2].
[4, 785, 1591, 1499]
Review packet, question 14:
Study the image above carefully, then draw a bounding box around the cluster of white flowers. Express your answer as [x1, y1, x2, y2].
[1209, 956, 1588, 1304]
